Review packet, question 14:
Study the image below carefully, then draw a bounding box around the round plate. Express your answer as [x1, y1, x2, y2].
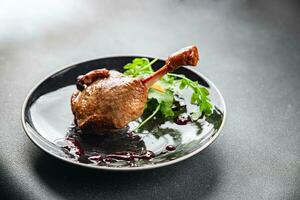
[22, 56, 226, 171]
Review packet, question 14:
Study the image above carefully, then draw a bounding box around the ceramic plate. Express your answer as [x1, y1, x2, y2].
[22, 56, 226, 171]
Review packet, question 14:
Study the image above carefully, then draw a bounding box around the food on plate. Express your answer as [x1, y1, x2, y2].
[71, 46, 212, 133]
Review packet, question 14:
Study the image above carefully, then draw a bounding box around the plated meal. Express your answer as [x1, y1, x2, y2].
[22, 46, 226, 170]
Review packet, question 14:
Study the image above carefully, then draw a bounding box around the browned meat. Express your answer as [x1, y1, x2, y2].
[71, 46, 199, 131]
[71, 70, 148, 130]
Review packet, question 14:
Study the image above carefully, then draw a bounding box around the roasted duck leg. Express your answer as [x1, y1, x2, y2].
[71, 46, 199, 131]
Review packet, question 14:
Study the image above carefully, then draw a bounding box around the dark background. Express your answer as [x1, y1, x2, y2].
[0, 0, 299, 199]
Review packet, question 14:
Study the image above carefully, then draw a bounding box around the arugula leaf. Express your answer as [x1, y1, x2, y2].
[168, 73, 213, 117]
[134, 103, 161, 131]
[148, 89, 174, 117]
[123, 58, 156, 77]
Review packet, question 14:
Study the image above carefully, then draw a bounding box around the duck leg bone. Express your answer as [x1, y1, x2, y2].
[142, 45, 199, 88]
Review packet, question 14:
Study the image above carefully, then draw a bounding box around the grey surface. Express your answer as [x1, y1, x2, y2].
[0, 0, 299, 199]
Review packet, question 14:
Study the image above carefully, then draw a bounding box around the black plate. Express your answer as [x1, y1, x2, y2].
[22, 56, 226, 171]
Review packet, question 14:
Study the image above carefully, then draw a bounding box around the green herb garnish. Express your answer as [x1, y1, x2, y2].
[123, 58, 213, 130]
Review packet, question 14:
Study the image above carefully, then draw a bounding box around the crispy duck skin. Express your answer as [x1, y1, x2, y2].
[71, 46, 199, 131]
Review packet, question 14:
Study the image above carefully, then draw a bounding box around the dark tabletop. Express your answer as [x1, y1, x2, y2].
[0, 0, 299, 199]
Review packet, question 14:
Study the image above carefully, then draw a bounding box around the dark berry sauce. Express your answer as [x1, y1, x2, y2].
[166, 145, 176, 151]
[55, 126, 157, 167]
[175, 113, 191, 125]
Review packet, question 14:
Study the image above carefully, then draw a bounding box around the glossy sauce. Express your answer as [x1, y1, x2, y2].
[56, 126, 175, 166]
[55, 124, 157, 166]
[166, 145, 176, 151]
[175, 113, 192, 125]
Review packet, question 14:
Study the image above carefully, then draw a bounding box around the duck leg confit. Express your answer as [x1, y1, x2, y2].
[71, 46, 199, 132]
